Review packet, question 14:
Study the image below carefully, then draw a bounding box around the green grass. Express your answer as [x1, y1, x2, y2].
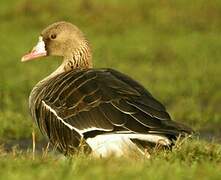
[0, 139, 220, 180]
[0, 0, 221, 179]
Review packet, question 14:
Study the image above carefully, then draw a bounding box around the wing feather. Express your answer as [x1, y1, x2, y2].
[99, 103, 126, 126]
[127, 100, 171, 120]
[64, 107, 113, 133]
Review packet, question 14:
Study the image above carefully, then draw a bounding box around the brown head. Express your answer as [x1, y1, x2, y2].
[21, 21, 92, 69]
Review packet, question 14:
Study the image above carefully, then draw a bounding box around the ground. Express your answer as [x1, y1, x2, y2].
[0, 0, 220, 179]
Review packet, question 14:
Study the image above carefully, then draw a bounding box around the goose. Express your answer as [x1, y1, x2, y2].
[21, 21, 192, 157]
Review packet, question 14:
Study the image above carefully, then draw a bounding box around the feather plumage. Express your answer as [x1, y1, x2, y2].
[30, 69, 192, 156]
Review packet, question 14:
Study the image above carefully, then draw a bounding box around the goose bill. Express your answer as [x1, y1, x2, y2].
[21, 36, 47, 62]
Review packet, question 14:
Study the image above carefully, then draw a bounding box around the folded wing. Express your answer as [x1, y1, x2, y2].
[32, 68, 192, 154]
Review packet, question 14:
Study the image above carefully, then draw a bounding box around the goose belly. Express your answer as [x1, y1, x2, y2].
[86, 133, 171, 157]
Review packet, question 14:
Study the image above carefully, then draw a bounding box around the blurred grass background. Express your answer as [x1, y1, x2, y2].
[0, 0, 221, 179]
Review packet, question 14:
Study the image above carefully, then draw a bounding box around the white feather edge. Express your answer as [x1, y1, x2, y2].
[42, 100, 83, 137]
[42, 101, 109, 134]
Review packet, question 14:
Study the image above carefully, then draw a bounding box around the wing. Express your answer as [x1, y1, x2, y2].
[34, 68, 192, 154]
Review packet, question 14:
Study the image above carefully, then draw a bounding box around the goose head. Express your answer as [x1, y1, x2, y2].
[21, 21, 92, 69]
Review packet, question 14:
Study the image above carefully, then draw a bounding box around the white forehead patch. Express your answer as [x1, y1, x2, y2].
[35, 36, 46, 53]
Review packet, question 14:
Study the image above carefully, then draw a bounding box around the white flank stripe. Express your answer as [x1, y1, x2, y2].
[80, 127, 110, 134]
[42, 100, 83, 137]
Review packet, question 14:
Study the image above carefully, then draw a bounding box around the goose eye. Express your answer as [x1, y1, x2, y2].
[50, 34, 57, 39]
